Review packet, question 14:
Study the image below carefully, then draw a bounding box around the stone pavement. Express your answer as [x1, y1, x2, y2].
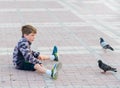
[0, 0, 120, 88]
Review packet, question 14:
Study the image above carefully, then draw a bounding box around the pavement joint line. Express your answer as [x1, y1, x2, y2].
[20, 8, 68, 12]
[0, 9, 17, 12]
[0, 22, 89, 28]
[0, 0, 14, 2]
[0, 46, 120, 55]
[0, 0, 56, 1]
[0, 23, 21, 28]
[0, 8, 69, 12]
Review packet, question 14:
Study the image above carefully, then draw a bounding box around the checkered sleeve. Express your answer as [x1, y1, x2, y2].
[18, 42, 41, 64]
[32, 51, 40, 58]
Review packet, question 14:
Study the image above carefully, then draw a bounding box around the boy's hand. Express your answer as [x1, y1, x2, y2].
[37, 55, 43, 60]
[37, 55, 49, 60]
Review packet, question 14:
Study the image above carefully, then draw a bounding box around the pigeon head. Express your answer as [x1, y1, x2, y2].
[100, 37, 104, 43]
[98, 60, 102, 64]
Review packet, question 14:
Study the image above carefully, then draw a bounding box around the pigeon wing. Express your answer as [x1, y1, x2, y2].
[100, 62, 112, 71]
[100, 42, 108, 48]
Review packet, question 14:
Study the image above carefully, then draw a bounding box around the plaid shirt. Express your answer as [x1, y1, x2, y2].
[13, 37, 41, 65]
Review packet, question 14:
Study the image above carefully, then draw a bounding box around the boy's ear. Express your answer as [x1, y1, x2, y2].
[23, 34, 28, 37]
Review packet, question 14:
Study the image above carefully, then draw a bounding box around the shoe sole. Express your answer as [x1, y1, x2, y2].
[56, 62, 62, 71]
[52, 62, 62, 80]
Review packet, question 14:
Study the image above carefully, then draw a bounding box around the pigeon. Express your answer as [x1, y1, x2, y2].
[100, 37, 114, 51]
[98, 60, 117, 73]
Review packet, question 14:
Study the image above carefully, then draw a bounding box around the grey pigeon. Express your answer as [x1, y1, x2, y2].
[98, 60, 117, 73]
[100, 37, 114, 51]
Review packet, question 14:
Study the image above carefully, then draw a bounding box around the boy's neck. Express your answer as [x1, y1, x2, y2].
[22, 36, 32, 45]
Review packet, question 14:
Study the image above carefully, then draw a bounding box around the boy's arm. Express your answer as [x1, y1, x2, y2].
[19, 42, 41, 64]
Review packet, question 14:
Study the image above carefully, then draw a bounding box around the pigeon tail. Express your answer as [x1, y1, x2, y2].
[111, 68, 117, 72]
[107, 45, 114, 51]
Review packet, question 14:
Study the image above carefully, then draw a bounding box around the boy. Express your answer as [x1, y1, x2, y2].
[13, 25, 62, 79]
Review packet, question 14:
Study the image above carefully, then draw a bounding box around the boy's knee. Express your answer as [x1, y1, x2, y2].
[34, 63, 41, 69]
